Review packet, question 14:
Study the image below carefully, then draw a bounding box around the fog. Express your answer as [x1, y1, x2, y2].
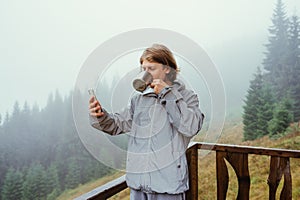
[1, 0, 300, 116]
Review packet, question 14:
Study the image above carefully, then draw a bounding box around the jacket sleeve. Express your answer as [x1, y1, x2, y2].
[89, 99, 134, 136]
[158, 87, 204, 137]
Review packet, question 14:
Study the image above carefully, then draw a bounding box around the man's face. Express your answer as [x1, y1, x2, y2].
[141, 60, 170, 82]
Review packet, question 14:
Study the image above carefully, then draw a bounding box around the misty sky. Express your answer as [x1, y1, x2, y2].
[1, 0, 300, 116]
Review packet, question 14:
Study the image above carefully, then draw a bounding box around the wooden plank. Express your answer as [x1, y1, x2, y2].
[197, 143, 300, 158]
[74, 175, 127, 200]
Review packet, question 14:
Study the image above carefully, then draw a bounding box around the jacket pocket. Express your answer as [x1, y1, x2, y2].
[173, 152, 187, 182]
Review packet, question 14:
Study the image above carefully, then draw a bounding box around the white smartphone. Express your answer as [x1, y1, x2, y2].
[88, 88, 102, 112]
[88, 88, 97, 100]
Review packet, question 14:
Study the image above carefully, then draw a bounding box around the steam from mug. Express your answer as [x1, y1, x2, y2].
[132, 71, 153, 92]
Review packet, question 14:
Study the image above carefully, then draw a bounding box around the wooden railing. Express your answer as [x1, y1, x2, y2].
[75, 142, 300, 200]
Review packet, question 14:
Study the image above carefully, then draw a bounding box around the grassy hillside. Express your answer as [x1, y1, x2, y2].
[58, 119, 300, 199]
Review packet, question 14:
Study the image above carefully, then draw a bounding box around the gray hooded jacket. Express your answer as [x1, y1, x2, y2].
[90, 80, 204, 194]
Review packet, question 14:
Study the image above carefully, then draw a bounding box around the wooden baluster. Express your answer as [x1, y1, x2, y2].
[280, 157, 292, 200]
[268, 156, 292, 200]
[186, 144, 198, 200]
[216, 152, 250, 200]
[225, 153, 250, 200]
[216, 151, 229, 200]
[268, 156, 282, 200]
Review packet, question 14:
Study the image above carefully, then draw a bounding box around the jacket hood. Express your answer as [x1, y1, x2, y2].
[172, 79, 186, 92]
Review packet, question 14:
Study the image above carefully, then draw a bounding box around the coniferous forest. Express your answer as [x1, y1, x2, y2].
[243, 0, 300, 141]
[0, 91, 113, 200]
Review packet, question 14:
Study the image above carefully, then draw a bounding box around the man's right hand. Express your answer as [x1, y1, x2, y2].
[89, 96, 104, 117]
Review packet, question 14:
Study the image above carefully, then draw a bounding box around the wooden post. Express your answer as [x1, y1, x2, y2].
[186, 144, 198, 200]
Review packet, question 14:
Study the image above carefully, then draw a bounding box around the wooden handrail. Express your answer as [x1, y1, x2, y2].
[75, 142, 300, 200]
[195, 142, 300, 158]
[74, 175, 127, 200]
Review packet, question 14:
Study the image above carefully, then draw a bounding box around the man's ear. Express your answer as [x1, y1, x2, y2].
[164, 66, 171, 74]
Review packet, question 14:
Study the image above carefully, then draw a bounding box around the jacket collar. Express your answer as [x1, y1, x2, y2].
[140, 79, 185, 97]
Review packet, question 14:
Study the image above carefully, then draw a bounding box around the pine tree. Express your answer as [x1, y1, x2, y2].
[11, 101, 21, 124]
[243, 67, 276, 140]
[243, 68, 264, 140]
[256, 84, 275, 137]
[287, 15, 300, 121]
[292, 84, 300, 122]
[22, 164, 47, 200]
[263, 0, 289, 99]
[1, 168, 23, 200]
[3, 112, 9, 125]
[46, 164, 60, 195]
[65, 158, 81, 189]
[268, 97, 294, 137]
[287, 15, 300, 67]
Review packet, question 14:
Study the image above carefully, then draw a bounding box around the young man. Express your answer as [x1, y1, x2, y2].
[89, 44, 204, 200]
